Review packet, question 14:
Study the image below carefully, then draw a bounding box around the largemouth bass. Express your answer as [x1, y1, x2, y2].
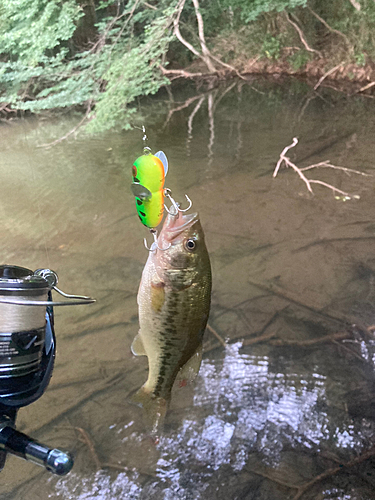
[131, 208, 212, 433]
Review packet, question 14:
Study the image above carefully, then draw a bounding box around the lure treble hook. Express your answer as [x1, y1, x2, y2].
[144, 229, 171, 253]
[164, 189, 192, 216]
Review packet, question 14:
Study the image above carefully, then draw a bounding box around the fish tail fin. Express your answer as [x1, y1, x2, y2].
[130, 385, 169, 435]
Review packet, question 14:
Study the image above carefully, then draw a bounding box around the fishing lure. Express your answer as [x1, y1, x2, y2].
[131, 151, 168, 229]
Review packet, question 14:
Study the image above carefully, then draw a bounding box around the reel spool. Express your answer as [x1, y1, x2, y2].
[0, 264, 95, 475]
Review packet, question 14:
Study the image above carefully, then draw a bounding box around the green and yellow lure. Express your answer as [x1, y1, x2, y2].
[131, 151, 169, 229]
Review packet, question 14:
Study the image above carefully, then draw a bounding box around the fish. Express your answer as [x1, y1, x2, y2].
[130, 151, 168, 229]
[131, 207, 212, 433]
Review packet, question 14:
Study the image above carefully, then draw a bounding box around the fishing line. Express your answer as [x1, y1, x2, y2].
[0, 265, 95, 380]
[23, 124, 51, 269]
[0, 295, 47, 333]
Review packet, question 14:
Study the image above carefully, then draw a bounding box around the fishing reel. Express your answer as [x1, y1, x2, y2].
[0, 265, 95, 475]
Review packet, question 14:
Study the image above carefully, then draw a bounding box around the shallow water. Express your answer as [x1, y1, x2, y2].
[1, 78, 375, 499]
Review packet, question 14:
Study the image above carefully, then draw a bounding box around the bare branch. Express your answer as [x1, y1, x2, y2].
[173, 0, 216, 73]
[273, 137, 299, 178]
[159, 65, 205, 80]
[162, 93, 204, 127]
[285, 13, 322, 57]
[300, 160, 371, 177]
[206, 323, 226, 346]
[271, 331, 350, 346]
[191, 0, 216, 72]
[348, 0, 361, 10]
[143, 2, 157, 9]
[274, 138, 367, 197]
[307, 7, 352, 51]
[314, 63, 344, 90]
[38, 100, 93, 148]
[357, 81, 375, 93]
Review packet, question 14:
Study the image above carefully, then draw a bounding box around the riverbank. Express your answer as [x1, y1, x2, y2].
[163, 56, 375, 97]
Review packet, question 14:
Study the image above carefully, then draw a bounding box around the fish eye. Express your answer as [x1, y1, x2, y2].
[185, 239, 196, 251]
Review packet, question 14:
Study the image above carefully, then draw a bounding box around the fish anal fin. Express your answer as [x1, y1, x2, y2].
[131, 332, 147, 356]
[130, 385, 169, 435]
[151, 280, 165, 313]
[176, 344, 203, 387]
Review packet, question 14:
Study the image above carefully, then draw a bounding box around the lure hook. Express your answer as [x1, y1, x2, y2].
[144, 229, 171, 252]
[164, 189, 192, 216]
[178, 194, 192, 212]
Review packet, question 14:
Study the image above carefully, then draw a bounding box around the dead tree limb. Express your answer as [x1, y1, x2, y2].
[162, 94, 204, 127]
[173, 0, 216, 73]
[307, 7, 352, 52]
[206, 323, 226, 346]
[172, 0, 244, 77]
[191, 0, 216, 72]
[270, 331, 350, 346]
[273, 137, 368, 197]
[38, 100, 93, 148]
[348, 0, 361, 11]
[292, 445, 375, 500]
[314, 63, 344, 90]
[286, 13, 322, 58]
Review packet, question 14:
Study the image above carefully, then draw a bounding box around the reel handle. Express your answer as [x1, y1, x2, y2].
[0, 423, 73, 475]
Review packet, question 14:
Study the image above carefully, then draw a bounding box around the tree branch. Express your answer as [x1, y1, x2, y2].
[314, 63, 344, 90]
[307, 7, 352, 52]
[273, 137, 367, 197]
[191, 0, 216, 72]
[38, 100, 93, 148]
[286, 13, 322, 58]
[173, 0, 216, 73]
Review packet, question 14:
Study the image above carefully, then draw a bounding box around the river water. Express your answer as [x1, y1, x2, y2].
[1, 78, 375, 499]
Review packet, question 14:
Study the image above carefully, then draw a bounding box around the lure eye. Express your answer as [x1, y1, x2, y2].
[185, 239, 196, 251]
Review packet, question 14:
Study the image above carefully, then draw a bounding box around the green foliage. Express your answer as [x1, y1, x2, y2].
[1, 0, 375, 133]
[262, 34, 281, 59]
[288, 49, 311, 70]
[0, 0, 177, 132]
[355, 52, 366, 66]
[0, 0, 82, 63]
[213, 0, 308, 24]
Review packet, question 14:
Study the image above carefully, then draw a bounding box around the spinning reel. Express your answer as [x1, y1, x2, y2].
[0, 265, 95, 475]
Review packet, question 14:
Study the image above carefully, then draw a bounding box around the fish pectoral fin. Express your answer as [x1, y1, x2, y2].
[131, 332, 147, 356]
[176, 344, 203, 386]
[130, 385, 169, 435]
[151, 280, 165, 313]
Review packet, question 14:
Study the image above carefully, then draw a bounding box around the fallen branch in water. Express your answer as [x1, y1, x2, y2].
[313, 62, 344, 91]
[248, 444, 375, 500]
[291, 444, 375, 500]
[206, 323, 226, 346]
[273, 137, 369, 197]
[270, 331, 350, 346]
[57, 425, 155, 477]
[38, 100, 93, 148]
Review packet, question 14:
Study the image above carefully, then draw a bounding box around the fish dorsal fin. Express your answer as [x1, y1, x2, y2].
[155, 151, 168, 177]
[131, 332, 147, 356]
[176, 344, 203, 386]
[131, 183, 152, 200]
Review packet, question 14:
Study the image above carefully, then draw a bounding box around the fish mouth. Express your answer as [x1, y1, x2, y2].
[164, 212, 198, 239]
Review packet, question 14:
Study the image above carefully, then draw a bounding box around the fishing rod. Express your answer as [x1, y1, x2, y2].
[0, 264, 95, 475]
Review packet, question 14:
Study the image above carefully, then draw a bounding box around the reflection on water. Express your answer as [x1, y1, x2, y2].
[2, 78, 375, 499]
